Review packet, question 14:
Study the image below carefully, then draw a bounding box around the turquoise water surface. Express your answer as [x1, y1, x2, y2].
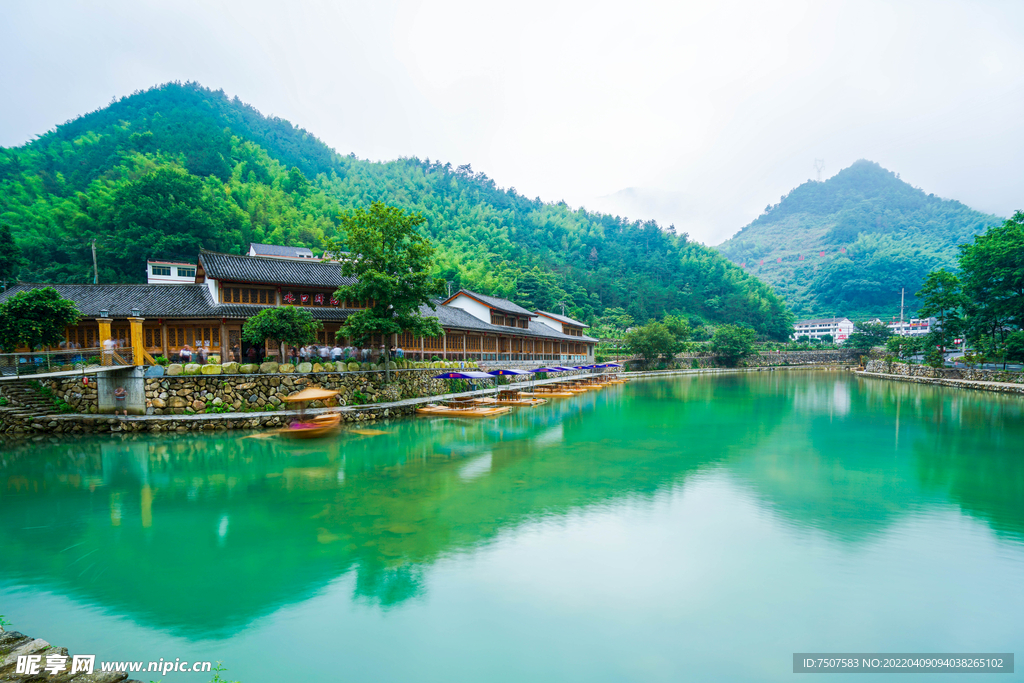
[1, 370, 1022, 682]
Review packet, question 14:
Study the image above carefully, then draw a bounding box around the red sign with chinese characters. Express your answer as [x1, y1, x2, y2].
[283, 292, 296, 304]
[330, 297, 339, 306]
[300, 293, 310, 304]
[314, 293, 324, 305]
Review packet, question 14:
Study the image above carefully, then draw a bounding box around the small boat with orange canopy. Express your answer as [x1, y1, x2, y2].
[278, 387, 342, 438]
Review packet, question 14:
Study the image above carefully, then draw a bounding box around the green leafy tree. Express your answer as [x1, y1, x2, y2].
[710, 324, 757, 367]
[0, 224, 23, 287]
[662, 314, 692, 348]
[624, 321, 676, 366]
[0, 287, 81, 352]
[100, 166, 245, 281]
[324, 202, 446, 358]
[1005, 330, 1024, 363]
[957, 211, 1024, 348]
[241, 306, 322, 359]
[885, 334, 922, 361]
[916, 269, 964, 355]
[923, 340, 946, 373]
[845, 321, 892, 350]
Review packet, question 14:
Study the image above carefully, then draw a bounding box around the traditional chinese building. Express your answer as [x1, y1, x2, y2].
[1, 250, 597, 364]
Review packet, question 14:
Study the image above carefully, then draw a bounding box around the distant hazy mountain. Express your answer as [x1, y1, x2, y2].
[716, 160, 1001, 319]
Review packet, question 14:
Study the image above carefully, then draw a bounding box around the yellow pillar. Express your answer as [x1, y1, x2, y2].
[141, 484, 153, 528]
[97, 318, 112, 366]
[129, 317, 145, 366]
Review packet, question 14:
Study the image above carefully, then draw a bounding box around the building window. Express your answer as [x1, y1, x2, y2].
[226, 287, 273, 304]
[151, 266, 171, 276]
[177, 267, 196, 278]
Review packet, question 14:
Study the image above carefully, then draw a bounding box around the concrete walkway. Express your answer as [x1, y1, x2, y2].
[0, 365, 131, 381]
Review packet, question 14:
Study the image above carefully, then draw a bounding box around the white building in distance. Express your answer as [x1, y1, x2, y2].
[792, 317, 854, 343]
[146, 260, 197, 284]
[870, 317, 938, 337]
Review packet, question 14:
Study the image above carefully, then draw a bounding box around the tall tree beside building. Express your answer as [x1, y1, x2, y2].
[916, 270, 964, 355]
[324, 202, 446, 350]
[0, 287, 81, 352]
[957, 210, 1024, 351]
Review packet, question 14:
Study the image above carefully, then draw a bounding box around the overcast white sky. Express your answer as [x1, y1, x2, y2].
[2, 0, 1022, 244]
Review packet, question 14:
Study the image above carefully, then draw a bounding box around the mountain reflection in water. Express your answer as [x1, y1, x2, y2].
[1, 371, 1021, 644]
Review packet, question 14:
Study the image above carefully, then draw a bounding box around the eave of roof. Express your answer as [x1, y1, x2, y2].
[534, 309, 588, 327]
[444, 289, 536, 317]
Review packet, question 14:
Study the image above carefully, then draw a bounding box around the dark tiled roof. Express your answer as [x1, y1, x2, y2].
[249, 243, 314, 258]
[0, 284, 219, 318]
[794, 317, 850, 326]
[535, 309, 588, 327]
[422, 303, 499, 333]
[200, 251, 358, 288]
[455, 289, 536, 317]
[0, 284, 598, 344]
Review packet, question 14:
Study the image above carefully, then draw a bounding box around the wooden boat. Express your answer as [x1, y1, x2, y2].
[473, 390, 547, 407]
[522, 386, 576, 397]
[278, 412, 342, 439]
[278, 387, 342, 439]
[416, 403, 512, 417]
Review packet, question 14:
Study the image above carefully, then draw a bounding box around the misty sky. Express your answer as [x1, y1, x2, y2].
[2, 0, 1022, 244]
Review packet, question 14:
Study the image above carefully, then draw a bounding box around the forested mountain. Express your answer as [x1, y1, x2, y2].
[716, 160, 1002, 319]
[0, 82, 793, 339]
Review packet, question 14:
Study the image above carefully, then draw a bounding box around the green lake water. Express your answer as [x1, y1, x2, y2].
[1, 370, 1022, 682]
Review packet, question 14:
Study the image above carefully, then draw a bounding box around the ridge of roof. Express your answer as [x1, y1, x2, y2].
[534, 309, 588, 327]
[450, 289, 536, 317]
[249, 242, 314, 257]
[794, 317, 851, 325]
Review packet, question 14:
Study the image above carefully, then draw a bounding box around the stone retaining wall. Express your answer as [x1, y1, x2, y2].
[0, 402, 418, 438]
[864, 360, 1024, 384]
[142, 369, 445, 415]
[856, 370, 1024, 396]
[22, 369, 447, 416]
[655, 349, 860, 369]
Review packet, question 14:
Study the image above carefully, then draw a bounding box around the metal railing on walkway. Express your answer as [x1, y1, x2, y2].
[0, 347, 134, 377]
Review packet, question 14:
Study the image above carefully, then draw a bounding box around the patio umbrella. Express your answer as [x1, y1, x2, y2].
[433, 370, 495, 401]
[488, 368, 531, 391]
[432, 371, 494, 379]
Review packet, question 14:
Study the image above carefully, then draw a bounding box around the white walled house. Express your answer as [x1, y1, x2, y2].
[792, 317, 854, 343]
[146, 260, 198, 285]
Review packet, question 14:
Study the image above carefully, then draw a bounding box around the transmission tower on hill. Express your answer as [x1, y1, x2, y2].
[814, 159, 825, 182]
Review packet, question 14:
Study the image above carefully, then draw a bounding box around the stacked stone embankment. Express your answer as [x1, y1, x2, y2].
[649, 349, 861, 369]
[861, 360, 1024, 395]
